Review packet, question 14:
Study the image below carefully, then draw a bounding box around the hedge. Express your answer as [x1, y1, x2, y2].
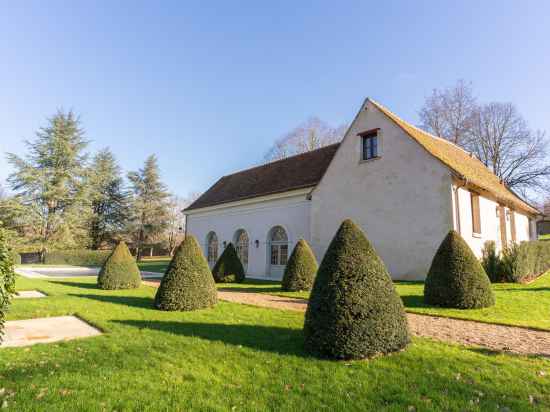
[44, 250, 111, 266]
[0, 229, 16, 342]
[500, 240, 550, 283]
[424, 230, 494, 309]
[481, 241, 502, 283]
[155, 236, 218, 311]
[281, 239, 317, 291]
[303, 219, 410, 359]
[97, 242, 141, 290]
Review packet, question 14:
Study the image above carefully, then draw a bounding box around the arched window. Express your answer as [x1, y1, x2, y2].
[234, 229, 249, 267]
[206, 232, 218, 265]
[269, 226, 288, 266]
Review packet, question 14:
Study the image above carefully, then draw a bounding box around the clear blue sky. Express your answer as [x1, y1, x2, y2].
[1, 1, 549, 197]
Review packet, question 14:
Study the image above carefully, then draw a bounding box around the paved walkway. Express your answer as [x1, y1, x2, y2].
[216, 289, 550, 357]
[1, 316, 102, 348]
[144, 279, 550, 357]
[16, 267, 163, 279]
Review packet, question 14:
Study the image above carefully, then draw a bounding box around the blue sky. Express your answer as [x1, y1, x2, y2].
[1, 1, 549, 197]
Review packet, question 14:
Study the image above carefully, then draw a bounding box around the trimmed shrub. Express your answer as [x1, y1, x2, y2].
[44, 249, 111, 266]
[500, 241, 550, 283]
[281, 239, 318, 291]
[424, 230, 494, 309]
[97, 242, 141, 290]
[155, 236, 218, 311]
[211, 243, 245, 283]
[303, 219, 410, 360]
[481, 241, 503, 282]
[0, 229, 16, 342]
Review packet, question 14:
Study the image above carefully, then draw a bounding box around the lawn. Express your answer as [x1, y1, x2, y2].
[136, 257, 171, 274]
[215, 273, 550, 331]
[17, 258, 550, 330]
[1, 277, 549, 411]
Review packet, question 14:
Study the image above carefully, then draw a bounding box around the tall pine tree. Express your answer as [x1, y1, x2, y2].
[87, 149, 130, 249]
[127, 154, 171, 260]
[6, 110, 89, 253]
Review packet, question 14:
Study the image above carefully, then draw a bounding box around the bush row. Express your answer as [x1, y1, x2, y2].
[44, 249, 112, 266]
[482, 240, 550, 283]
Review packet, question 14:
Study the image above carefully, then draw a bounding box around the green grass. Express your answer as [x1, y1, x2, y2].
[136, 258, 171, 274]
[216, 274, 550, 331]
[1, 276, 549, 411]
[17, 256, 550, 331]
[539, 234, 550, 240]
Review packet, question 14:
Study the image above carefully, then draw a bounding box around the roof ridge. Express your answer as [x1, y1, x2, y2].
[367, 98, 538, 215]
[368, 98, 471, 152]
[221, 142, 341, 179]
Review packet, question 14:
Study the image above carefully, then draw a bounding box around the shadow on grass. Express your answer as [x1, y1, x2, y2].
[48, 280, 100, 290]
[399, 294, 427, 308]
[71, 293, 155, 310]
[114, 319, 306, 356]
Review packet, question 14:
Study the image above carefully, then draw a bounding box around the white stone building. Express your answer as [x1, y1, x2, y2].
[185, 99, 539, 280]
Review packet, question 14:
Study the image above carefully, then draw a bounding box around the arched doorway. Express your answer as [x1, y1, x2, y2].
[233, 229, 249, 272]
[206, 231, 218, 267]
[268, 226, 288, 279]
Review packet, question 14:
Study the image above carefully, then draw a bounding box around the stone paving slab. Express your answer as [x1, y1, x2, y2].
[1, 316, 102, 348]
[14, 290, 47, 299]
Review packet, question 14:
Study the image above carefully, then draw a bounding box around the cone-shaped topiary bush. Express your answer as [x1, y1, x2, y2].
[281, 239, 318, 291]
[211, 243, 245, 283]
[304, 219, 410, 359]
[424, 230, 495, 309]
[97, 241, 141, 290]
[155, 236, 218, 311]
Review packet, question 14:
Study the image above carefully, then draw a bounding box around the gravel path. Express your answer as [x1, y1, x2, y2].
[144, 281, 550, 357]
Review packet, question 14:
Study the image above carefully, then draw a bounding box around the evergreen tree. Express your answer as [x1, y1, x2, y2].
[127, 155, 171, 260]
[212, 243, 245, 283]
[88, 149, 130, 249]
[424, 230, 495, 309]
[6, 110, 90, 253]
[155, 236, 218, 311]
[281, 239, 318, 291]
[304, 219, 410, 359]
[97, 241, 141, 290]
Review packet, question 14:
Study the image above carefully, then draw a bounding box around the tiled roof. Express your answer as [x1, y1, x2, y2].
[369, 99, 539, 215]
[185, 143, 340, 211]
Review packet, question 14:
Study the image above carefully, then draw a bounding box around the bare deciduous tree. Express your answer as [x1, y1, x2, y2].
[419, 81, 550, 198]
[419, 79, 477, 146]
[468, 102, 550, 195]
[263, 117, 347, 162]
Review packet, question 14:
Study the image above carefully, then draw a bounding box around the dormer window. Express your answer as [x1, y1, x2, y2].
[359, 129, 380, 161]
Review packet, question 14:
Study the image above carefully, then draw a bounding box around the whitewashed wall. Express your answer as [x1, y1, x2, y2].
[310, 100, 453, 280]
[453, 185, 535, 256]
[186, 191, 311, 279]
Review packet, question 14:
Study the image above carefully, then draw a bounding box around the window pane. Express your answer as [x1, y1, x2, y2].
[362, 134, 378, 160]
[236, 230, 249, 265]
[371, 136, 378, 157]
[271, 226, 287, 242]
[280, 245, 288, 265]
[271, 245, 279, 265]
[207, 232, 218, 263]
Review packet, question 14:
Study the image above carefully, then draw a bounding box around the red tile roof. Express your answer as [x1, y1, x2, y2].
[185, 143, 340, 211]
